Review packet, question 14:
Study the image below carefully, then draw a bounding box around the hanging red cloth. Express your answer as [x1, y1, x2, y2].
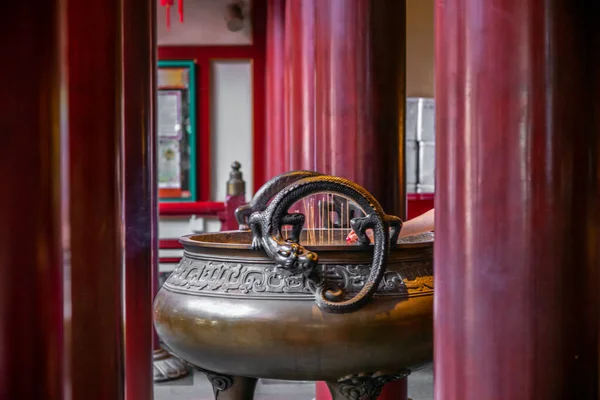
[160, 0, 183, 29]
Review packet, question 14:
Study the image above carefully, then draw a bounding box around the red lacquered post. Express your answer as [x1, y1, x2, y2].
[435, 1, 599, 399]
[0, 2, 65, 399]
[122, 0, 156, 397]
[284, 0, 316, 171]
[316, 0, 408, 218]
[265, 0, 287, 179]
[266, 0, 406, 218]
[66, 0, 126, 398]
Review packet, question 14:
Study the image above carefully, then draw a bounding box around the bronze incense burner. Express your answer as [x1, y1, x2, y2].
[154, 172, 434, 400]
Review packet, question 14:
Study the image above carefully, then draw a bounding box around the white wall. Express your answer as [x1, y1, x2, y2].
[157, 0, 253, 46]
[210, 60, 254, 201]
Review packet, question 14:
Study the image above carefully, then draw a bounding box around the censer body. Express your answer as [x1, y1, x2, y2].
[154, 172, 434, 399]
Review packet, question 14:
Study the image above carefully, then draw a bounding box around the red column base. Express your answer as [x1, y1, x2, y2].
[315, 378, 408, 400]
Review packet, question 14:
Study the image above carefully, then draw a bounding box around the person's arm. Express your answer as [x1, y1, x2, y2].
[345, 208, 435, 243]
[397, 208, 434, 238]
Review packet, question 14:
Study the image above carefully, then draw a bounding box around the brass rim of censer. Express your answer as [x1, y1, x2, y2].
[180, 230, 433, 251]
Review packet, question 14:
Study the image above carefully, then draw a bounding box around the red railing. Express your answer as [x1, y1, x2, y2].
[407, 193, 434, 219]
[159, 201, 225, 216]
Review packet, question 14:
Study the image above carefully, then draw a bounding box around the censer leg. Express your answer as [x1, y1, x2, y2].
[325, 381, 384, 400]
[326, 371, 410, 400]
[201, 370, 258, 400]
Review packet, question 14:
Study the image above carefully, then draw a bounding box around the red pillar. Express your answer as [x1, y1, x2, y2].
[284, 0, 316, 171]
[265, 0, 287, 178]
[3, 1, 133, 399]
[265, 0, 407, 218]
[0, 2, 65, 399]
[122, 0, 156, 398]
[435, 1, 599, 399]
[66, 0, 126, 398]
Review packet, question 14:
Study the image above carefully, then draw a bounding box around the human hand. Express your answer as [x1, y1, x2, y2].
[346, 208, 434, 245]
[345, 229, 374, 244]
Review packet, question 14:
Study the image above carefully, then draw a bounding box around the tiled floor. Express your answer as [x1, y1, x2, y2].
[154, 364, 433, 400]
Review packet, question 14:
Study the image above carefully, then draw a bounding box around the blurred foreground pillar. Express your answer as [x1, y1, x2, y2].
[0, 2, 65, 399]
[1, 0, 131, 398]
[435, 0, 599, 399]
[122, 0, 162, 397]
[66, 0, 126, 398]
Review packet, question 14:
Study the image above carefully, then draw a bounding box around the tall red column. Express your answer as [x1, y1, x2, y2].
[265, 0, 287, 177]
[0, 2, 65, 399]
[1, 1, 127, 399]
[284, 0, 316, 171]
[66, 0, 126, 398]
[435, 1, 599, 399]
[265, 0, 407, 218]
[122, 0, 156, 398]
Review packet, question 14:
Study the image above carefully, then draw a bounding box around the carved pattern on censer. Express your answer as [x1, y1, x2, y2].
[164, 258, 433, 298]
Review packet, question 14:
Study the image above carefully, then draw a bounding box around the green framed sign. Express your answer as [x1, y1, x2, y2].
[156, 60, 197, 202]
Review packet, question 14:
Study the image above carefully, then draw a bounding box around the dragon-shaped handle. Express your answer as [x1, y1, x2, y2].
[234, 170, 324, 230]
[248, 175, 403, 314]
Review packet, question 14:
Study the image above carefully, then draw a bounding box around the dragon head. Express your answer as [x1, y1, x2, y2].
[274, 240, 318, 277]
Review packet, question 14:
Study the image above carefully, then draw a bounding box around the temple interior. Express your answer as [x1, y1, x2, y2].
[2, 1, 598, 400]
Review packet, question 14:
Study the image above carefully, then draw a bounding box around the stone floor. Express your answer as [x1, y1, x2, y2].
[154, 365, 433, 400]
